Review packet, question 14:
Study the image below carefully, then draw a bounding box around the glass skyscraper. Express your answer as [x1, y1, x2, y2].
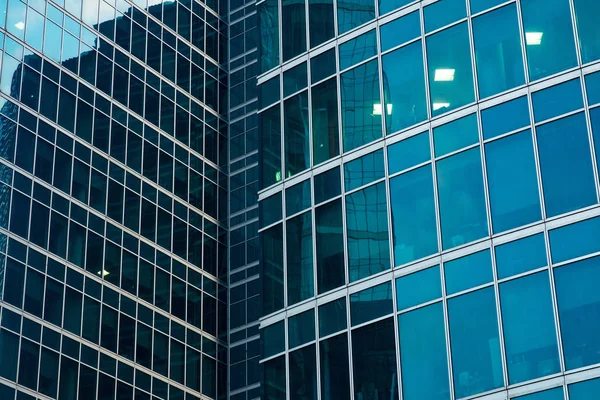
[258, 0, 600, 399]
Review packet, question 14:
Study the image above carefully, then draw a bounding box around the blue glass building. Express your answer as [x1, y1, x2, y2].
[258, 0, 600, 399]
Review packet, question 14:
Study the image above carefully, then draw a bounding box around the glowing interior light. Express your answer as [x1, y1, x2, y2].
[373, 104, 393, 115]
[526, 32, 543, 45]
[434, 68, 455, 82]
[433, 102, 450, 111]
[98, 269, 110, 277]
[386, 104, 393, 114]
[14, 21, 25, 30]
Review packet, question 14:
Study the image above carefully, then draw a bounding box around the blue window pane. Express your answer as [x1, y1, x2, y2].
[350, 281, 393, 326]
[380, 11, 420, 52]
[382, 41, 428, 134]
[481, 96, 530, 140]
[283, 63, 308, 97]
[288, 309, 315, 348]
[500, 272, 560, 384]
[346, 182, 391, 282]
[532, 79, 583, 122]
[485, 130, 541, 233]
[390, 166, 438, 266]
[521, 0, 577, 81]
[437, 148, 488, 250]
[263, 321, 285, 358]
[262, 224, 284, 315]
[282, 0, 307, 61]
[284, 91, 310, 177]
[379, 0, 412, 16]
[316, 199, 345, 294]
[387, 132, 430, 174]
[396, 266, 441, 311]
[339, 30, 377, 71]
[569, 377, 600, 400]
[344, 149, 384, 192]
[337, 0, 375, 34]
[6, 0, 26, 39]
[25, 9, 44, 51]
[433, 113, 478, 157]
[536, 113, 596, 217]
[585, 71, 600, 106]
[260, 192, 282, 228]
[311, 49, 336, 83]
[259, 0, 279, 73]
[472, 4, 525, 98]
[427, 23, 475, 116]
[260, 105, 282, 189]
[444, 250, 493, 295]
[309, 0, 335, 48]
[286, 179, 311, 216]
[289, 345, 317, 400]
[314, 167, 341, 204]
[448, 287, 503, 398]
[554, 256, 600, 370]
[424, 0, 466, 33]
[515, 388, 564, 400]
[495, 233, 547, 279]
[319, 298, 347, 337]
[341, 60, 382, 151]
[398, 303, 450, 400]
[549, 216, 600, 264]
[573, 0, 600, 63]
[470, 0, 503, 14]
[286, 212, 314, 305]
[260, 76, 280, 109]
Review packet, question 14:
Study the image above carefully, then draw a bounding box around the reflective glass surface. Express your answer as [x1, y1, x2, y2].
[445, 250, 493, 295]
[495, 233, 547, 279]
[312, 78, 339, 165]
[320, 333, 350, 400]
[286, 212, 314, 305]
[396, 266, 441, 310]
[569, 377, 600, 399]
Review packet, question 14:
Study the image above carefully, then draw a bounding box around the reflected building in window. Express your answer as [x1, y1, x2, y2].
[258, 0, 600, 399]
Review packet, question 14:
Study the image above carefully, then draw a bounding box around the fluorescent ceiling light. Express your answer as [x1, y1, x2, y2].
[14, 21, 24, 30]
[373, 104, 393, 115]
[433, 102, 450, 111]
[434, 68, 455, 82]
[526, 32, 543, 45]
[98, 269, 110, 277]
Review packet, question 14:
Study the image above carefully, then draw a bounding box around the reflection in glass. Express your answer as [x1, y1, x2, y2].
[344, 149, 384, 192]
[379, 11, 420, 52]
[312, 78, 339, 165]
[284, 91, 310, 177]
[521, 0, 577, 81]
[569, 377, 600, 399]
[309, 0, 335, 47]
[448, 287, 503, 398]
[500, 272, 560, 384]
[262, 224, 284, 315]
[286, 212, 314, 306]
[387, 132, 430, 174]
[536, 113, 596, 217]
[573, 0, 600, 63]
[259, 0, 279, 72]
[427, 22, 474, 116]
[444, 250, 493, 295]
[433, 113, 478, 157]
[495, 233, 546, 279]
[485, 130, 541, 233]
[339, 30, 377, 71]
[319, 298, 347, 337]
[532, 78, 583, 122]
[320, 333, 351, 400]
[554, 256, 600, 370]
[481, 96, 530, 139]
[346, 182, 390, 282]
[352, 318, 398, 400]
[316, 199, 345, 293]
[260, 105, 281, 189]
[437, 148, 488, 249]
[288, 309, 315, 348]
[382, 41, 427, 134]
[350, 281, 393, 326]
[424, 0, 466, 33]
[389, 166, 437, 266]
[341, 60, 382, 151]
[399, 303, 450, 400]
[289, 345, 317, 400]
[264, 356, 286, 400]
[514, 388, 564, 400]
[472, 4, 524, 98]
[337, 0, 375, 34]
[282, 0, 306, 61]
[396, 266, 441, 311]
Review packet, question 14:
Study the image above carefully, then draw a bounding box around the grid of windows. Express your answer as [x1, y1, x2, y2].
[258, 0, 600, 399]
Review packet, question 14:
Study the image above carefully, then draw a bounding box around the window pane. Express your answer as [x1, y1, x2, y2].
[433, 113, 478, 157]
[262, 224, 284, 315]
[445, 250, 493, 295]
[289, 345, 317, 400]
[569, 377, 600, 400]
[485, 130, 541, 233]
[319, 298, 347, 337]
[396, 266, 441, 310]
[350, 281, 393, 326]
[346, 182, 390, 282]
[495, 233, 547, 279]
[427, 22, 474, 116]
[399, 302, 450, 400]
[437, 148, 488, 250]
[514, 388, 564, 400]
[312, 78, 340, 165]
[472, 4, 525, 98]
[536, 113, 596, 217]
[448, 287, 503, 398]
[259, 0, 279, 73]
[264, 356, 286, 400]
[340, 30, 377, 71]
[314, 167, 341, 204]
[320, 333, 351, 400]
[500, 272, 560, 384]
[262, 321, 285, 358]
[521, 0, 577, 81]
[387, 132, 430, 174]
[379, 0, 412, 16]
[549, 216, 600, 264]
[380, 11, 420, 52]
[470, 0, 503, 13]
[309, 0, 334, 47]
[352, 318, 398, 400]
[260, 192, 282, 228]
[289, 309, 315, 348]
[341, 59, 382, 152]
[424, 0, 466, 33]
[282, 0, 306, 61]
[554, 256, 600, 370]
[311, 49, 336, 83]
[344, 149, 384, 191]
[287, 212, 314, 305]
[586, 72, 600, 106]
[337, 0, 375, 34]
[285, 180, 311, 216]
[532, 78, 583, 122]
[260, 105, 282, 189]
[573, 0, 600, 63]
[481, 96, 530, 140]
[284, 91, 310, 177]
[389, 165, 438, 265]
[382, 41, 428, 134]
[316, 199, 345, 293]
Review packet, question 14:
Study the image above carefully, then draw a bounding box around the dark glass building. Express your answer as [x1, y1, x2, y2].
[258, 0, 600, 399]
[0, 0, 232, 398]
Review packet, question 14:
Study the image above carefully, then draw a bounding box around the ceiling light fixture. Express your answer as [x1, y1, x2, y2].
[526, 32, 543, 45]
[434, 68, 455, 82]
